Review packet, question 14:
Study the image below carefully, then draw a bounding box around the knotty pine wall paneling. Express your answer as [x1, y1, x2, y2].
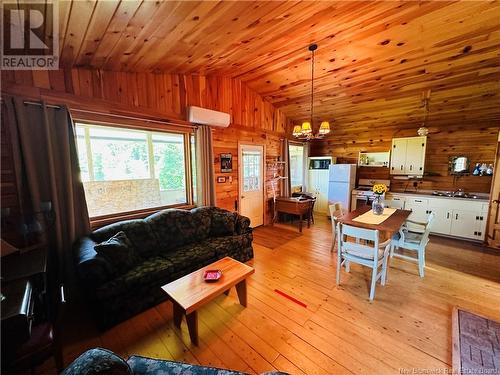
[1, 69, 290, 225]
[310, 124, 499, 193]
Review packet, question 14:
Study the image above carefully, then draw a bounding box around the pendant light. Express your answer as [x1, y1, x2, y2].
[418, 89, 431, 136]
[293, 44, 331, 140]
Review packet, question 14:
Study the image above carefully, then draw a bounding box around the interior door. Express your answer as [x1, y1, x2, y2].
[239, 144, 264, 228]
[486, 135, 500, 248]
[316, 170, 330, 214]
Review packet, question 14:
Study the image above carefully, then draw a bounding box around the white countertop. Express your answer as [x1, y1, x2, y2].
[386, 190, 490, 202]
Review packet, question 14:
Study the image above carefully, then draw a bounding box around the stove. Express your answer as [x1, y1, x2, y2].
[351, 179, 391, 210]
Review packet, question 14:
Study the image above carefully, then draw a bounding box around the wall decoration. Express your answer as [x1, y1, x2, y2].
[220, 153, 232, 172]
[217, 176, 226, 183]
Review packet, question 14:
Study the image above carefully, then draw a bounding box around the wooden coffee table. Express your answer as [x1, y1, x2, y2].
[161, 257, 254, 345]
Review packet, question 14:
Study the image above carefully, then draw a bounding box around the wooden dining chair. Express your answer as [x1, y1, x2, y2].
[336, 223, 392, 301]
[390, 212, 435, 277]
[329, 202, 345, 252]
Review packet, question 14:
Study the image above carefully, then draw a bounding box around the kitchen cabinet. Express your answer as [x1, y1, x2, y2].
[385, 193, 488, 241]
[405, 197, 429, 222]
[308, 169, 329, 214]
[450, 210, 487, 240]
[385, 196, 405, 209]
[390, 136, 427, 176]
[426, 206, 452, 235]
[390, 138, 407, 174]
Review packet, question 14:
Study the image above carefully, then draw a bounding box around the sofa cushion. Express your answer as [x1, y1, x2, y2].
[91, 220, 160, 258]
[95, 256, 176, 300]
[209, 208, 238, 237]
[145, 209, 211, 252]
[203, 234, 252, 258]
[162, 243, 217, 273]
[94, 231, 142, 274]
[95, 244, 217, 300]
[127, 355, 247, 375]
[61, 348, 132, 375]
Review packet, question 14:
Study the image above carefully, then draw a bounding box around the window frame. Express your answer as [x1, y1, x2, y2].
[74, 118, 196, 225]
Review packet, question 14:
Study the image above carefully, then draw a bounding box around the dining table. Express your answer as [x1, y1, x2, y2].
[338, 206, 412, 240]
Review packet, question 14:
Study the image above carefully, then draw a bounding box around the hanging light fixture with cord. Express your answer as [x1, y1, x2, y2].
[418, 89, 431, 136]
[293, 43, 331, 140]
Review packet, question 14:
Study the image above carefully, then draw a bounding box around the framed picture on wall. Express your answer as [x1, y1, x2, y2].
[220, 153, 232, 172]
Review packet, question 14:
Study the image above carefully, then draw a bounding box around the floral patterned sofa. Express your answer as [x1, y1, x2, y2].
[62, 348, 288, 375]
[74, 207, 253, 328]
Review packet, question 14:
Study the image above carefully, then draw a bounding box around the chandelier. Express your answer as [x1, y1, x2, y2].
[293, 43, 331, 140]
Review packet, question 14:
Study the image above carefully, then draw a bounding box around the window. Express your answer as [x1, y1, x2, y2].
[75, 122, 195, 218]
[289, 144, 304, 188]
[242, 151, 261, 192]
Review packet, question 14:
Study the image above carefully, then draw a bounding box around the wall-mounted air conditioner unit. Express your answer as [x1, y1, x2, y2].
[187, 106, 231, 128]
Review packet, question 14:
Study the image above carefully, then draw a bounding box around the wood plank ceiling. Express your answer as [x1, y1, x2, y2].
[58, 1, 500, 130]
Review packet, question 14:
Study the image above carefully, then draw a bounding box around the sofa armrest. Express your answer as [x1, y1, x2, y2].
[74, 237, 115, 289]
[235, 214, 252, 234]
[61, 348, 132, 375]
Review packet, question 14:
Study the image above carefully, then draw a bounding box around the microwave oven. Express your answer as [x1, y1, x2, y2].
[309, 157, 335, 169]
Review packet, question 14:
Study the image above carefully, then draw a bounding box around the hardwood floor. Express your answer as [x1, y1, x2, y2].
[39, 217, 500, 374]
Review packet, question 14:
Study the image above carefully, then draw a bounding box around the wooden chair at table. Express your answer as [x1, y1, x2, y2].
[329, 202, 345, 252]
[390, 212, 435, 277]
[336, 223, 392, 301]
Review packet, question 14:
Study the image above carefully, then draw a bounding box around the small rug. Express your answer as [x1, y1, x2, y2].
[452, 308, 500, 374]
[252, 225, 302, 249]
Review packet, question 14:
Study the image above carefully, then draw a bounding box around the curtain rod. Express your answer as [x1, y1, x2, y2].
[71, 108, 196, 129]
[23, 100, 61, 109]
[16, 100, 195, 129]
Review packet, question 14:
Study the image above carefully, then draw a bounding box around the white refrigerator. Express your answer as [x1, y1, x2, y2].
[328, 164, 357, 211]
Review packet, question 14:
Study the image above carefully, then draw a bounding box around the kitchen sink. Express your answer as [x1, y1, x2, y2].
[432, 191, 478, 199]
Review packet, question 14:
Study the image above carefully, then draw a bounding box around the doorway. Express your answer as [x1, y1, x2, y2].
[239, 144, 264, 227]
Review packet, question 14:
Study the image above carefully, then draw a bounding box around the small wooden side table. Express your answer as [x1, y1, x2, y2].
[161, 257, 254, 345]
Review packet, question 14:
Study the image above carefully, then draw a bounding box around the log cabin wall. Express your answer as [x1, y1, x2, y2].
[1, 69, 290, 225]
[309, 124, 499, 193]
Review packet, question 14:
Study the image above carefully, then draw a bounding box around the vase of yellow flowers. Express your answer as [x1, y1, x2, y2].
[372, 184, 388, 215]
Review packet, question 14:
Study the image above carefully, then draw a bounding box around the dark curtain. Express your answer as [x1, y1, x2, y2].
[4, 96, 90, 295]
[281, 138, 291, 197]
[195, 125, 216, 206]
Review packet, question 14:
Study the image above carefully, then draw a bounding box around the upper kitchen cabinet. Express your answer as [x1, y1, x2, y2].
[390, 136, 427, 176]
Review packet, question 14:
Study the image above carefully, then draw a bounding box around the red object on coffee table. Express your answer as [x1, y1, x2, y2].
[203, 269, 222, 282]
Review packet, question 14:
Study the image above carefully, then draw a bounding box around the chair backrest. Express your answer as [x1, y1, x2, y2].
[420, 211, 435, 245]
[329, 202, 344, 234]
[338, 223, 380, 260]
